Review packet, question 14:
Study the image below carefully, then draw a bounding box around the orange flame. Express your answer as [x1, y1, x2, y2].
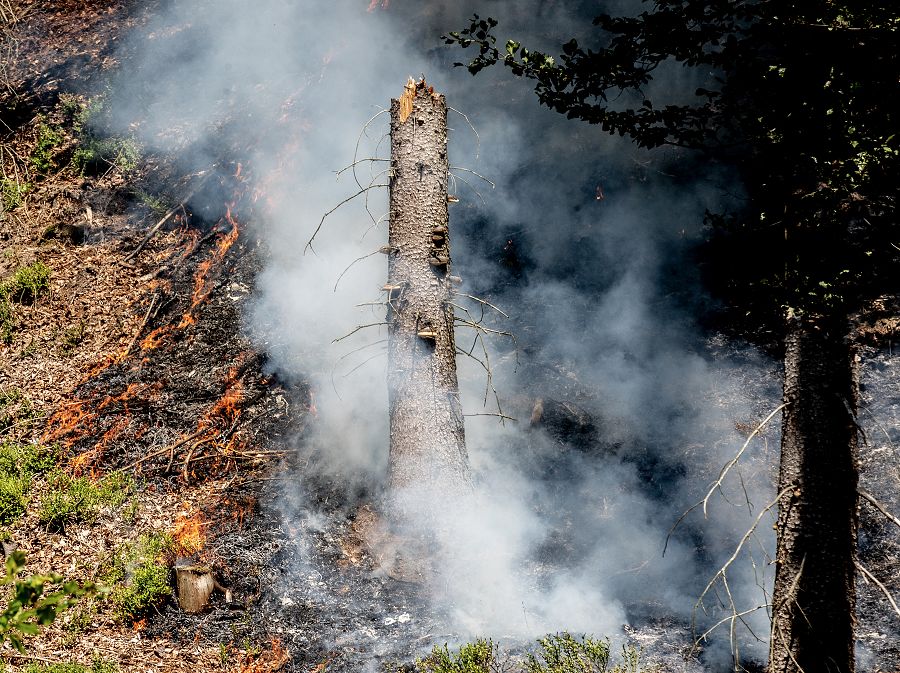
[172, 510, 207, 557]
[239, 637, 289, 673]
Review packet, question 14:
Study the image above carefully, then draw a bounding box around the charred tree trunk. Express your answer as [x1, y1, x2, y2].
[770, 315, 859, 673]
[386, 79, 469, 511]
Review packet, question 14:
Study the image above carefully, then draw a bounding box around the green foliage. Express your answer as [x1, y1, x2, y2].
[72, 136, 141, 175]
[415, 636, 650, 673]
[0, 177, 29, 211]
[0, 293, 13, 344]
[22, 658, 118, 673]
[134, 189, 172, 219]
[68, 95, 141, 176]
[30, 124, 64, 173]
[446, 4, 900, 320]
[0, 550, 94, 652]
[59, 321, 86, 353]
[526, 633, 616, 673]
[38, 470, 132, 531]
[417, 639, 496, 673]
[0, 388, 37, 434]
[103, 533, 173, 620]
[0, 442, 54, 525]
[4, 260, 51, 304]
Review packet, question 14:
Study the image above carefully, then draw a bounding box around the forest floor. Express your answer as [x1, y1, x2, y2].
[0, 2, 898, 673]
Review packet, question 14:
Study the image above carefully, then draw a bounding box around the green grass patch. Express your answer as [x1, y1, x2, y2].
[3, 260, 51, 304]
[103, 533, 173, 621]
[1, 177, 29, 211]
[0, 294, 14, 344]
[38, 470, 132, 532]
[0, 442, 55, 525]
[22, 658, 118, 673]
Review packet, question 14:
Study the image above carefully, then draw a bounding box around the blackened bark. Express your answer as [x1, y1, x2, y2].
[770, 316, 859, 673]
[386, 79, 469, 514]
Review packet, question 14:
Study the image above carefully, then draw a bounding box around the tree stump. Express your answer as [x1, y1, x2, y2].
[175, 564, 231, 613]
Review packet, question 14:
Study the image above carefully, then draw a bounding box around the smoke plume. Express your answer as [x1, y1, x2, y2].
[106, 0, 782, 667]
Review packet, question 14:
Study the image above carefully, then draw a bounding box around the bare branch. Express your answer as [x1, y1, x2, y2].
[464, 412, 517, 421]
[856, 560, 900, 620]
[332, 321, 388, 344]
[455, 292, 509, 318]
[692, 486, 792, 638]
[334, 157, 389, 178]
[450, 165, 496, 188]
[334, 248, 387, 292]
[448, 106, 481, 161]
[449, 172, 487, 206]
[859, 489, 900, 531]
[305, 183, 388, 255]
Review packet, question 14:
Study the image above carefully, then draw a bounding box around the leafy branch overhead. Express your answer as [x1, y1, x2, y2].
[445, 3, 899, 317]
[0, 550, 95, 652]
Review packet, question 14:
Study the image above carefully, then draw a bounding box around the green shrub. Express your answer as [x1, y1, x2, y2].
[4, 261, 51, 304]
[38, 471, 132, 531]
[0, 442, 54, 525]
[104, 533, 173, 620]
[417, 640, 496, 673]
[68, 97, 140, 175]
[417, 636, 650, 673]
[1, 178, 29, 211]
[30, 124, 64, 173]
[527, 633, 647, 673]
[72, 136, 140, 175]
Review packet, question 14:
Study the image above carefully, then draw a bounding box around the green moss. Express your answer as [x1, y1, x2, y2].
[38, 470, 133, 531]
[103, 533, 173, 621]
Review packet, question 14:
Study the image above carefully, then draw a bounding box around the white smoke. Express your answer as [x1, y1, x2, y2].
[106, 0, 780, 667]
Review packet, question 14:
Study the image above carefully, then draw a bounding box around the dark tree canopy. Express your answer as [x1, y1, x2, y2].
[446, 2, 899, 325]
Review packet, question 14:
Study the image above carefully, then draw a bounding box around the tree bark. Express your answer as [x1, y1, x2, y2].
[386, 79, 469, 515]
[770, 315, 859, 673]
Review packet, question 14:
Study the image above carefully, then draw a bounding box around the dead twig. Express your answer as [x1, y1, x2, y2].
[305, 182, 389, 255]
[664, 403, 786, 555]
[332, 321, 389, 344]
[448, 106, 481, 161]
[859, 489, 900, 531]
[856, 560, 900, 620]
[692, 486, 791, 647]
[125, 174, 210, 261]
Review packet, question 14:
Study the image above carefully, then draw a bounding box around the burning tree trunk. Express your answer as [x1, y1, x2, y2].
[769, 315, 859, 673]
[386, 78, 470, 510]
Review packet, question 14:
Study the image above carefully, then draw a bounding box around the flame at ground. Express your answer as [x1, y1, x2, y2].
[237, 637, 289, 673]
[172, 509, 208, 558]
